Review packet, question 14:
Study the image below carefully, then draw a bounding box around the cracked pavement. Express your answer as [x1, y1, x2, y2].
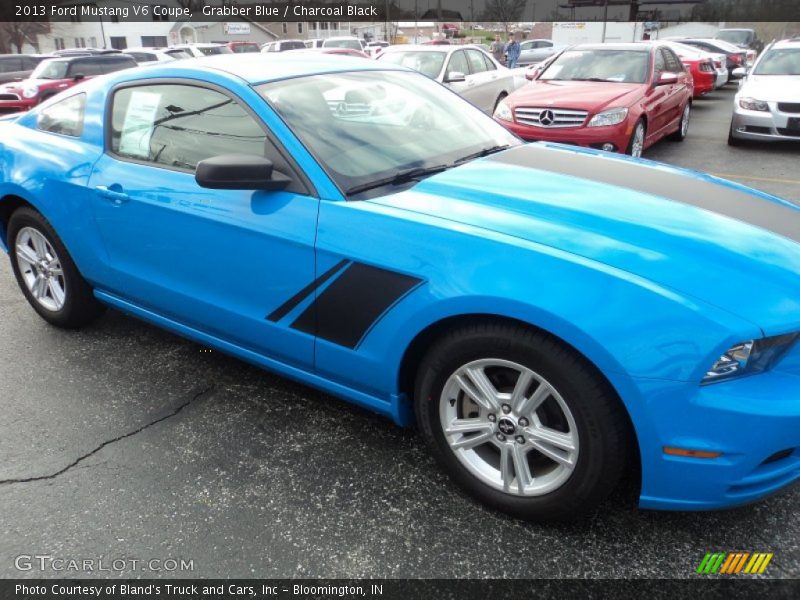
[1, 87, 799, 579]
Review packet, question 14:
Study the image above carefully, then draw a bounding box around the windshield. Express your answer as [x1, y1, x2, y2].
[258, 71, 519, 196]
[198, 46, 232, 56]
[232, 43, 260, 53]
[753, 48, 800, 75]
[716, 30, 752, 45]
[323, 39, 363, 50]
[30, 60, 69, 80]
[540, 49, 650, 83]
[378, 51, 445, 79]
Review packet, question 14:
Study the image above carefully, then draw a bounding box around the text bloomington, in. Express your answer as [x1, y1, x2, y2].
[31, 3, 378, 20]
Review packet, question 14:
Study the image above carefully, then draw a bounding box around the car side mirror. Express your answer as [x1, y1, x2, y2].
[656, 72, 678, 86]
[445, 71, 466, 83]
[732, 67, 748, 79]
[72, 73, 85, 82]
[195, 155, 291, 191]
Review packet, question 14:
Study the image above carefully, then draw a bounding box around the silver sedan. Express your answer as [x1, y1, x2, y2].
[377, 45, 525, 114]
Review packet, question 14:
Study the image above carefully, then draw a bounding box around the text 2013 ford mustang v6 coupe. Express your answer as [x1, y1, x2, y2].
[0, 54, 798, 520]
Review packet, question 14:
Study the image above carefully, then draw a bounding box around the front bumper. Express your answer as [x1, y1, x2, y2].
[633, 347, 800, 510]
[498, 117, 633, 154]
[730, 102, 800, 142]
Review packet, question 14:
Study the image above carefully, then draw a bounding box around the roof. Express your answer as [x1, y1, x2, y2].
[164, 53, 405, 84]
[773, 38, 800, 48]
[379, 44, 483, 54]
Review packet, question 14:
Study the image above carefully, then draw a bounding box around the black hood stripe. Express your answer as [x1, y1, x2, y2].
[490, 145, 800, 245]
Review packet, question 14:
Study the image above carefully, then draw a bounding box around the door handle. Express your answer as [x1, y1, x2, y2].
[95, 185, 130, 205]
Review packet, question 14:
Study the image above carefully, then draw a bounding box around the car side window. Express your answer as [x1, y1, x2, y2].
[520, 42, 533, 51]
[0, 57, 23, 72]
[446, 51, 469, 78]
[109, 83, 308, 194]
[654, 50, 666, 73]
[663, 49, 683, 73]
[482, 53, 497, 71]
[37, 93, 86, 137]
[465, 49, 488, 74]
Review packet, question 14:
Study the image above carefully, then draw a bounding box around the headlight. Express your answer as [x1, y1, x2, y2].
[703, 333, 799, 384]
[493, 101, 513, 122]
[21, 85, 39, 99]
[739, 97, 769, 111]
[587, 107, 628, 127]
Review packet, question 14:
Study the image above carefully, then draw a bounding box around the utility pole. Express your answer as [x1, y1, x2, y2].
[601, 0, 608, 43]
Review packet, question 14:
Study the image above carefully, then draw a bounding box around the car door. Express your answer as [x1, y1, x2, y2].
[87, 81, 318, 368]
[657, 48, 687, 135]
[644, 49, 671, 140]
[518, 41, 536, 65]
[464, 48, 501, 113]
[532, 41, 555, 63]
[442, 50, 475, 103]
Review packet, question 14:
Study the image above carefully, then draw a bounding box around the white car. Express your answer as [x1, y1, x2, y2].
[729, 39, 800, 145]
[261, 40, 307, 53]
[377, 44, 524, 114]
[365, 41, 390, 57]
[123, 48, 184, 65]
[321, 37, 365, 51]
[170, 43, 232, 58]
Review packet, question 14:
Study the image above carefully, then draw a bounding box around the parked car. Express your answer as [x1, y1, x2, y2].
[716, 28, 764, 54]
[677, 38, 749, 77]
[304, 39, 324, 49]
[123, 48, 180, 65]
[663, 41, 729, 89]
[296, 48, 370, 59]
[171, 43, 232, 58]
[377, 44, 523, 114]
[321, 37, 365, 51]
[162, 48, 192, 60]
[226, 41, 261, 54]
[0, 54, 50, 85]
[365, 41, 390, 57]
[52, 48, 122, 57]
[261, 40, 307, 53]
[1, 54, 798, 521]
[728, 39, 800, 145]
[658, 41, 718, 98]
[494, 43, 693, 157]
[517, 39, 564, 66]
[0, 54, 136, 115]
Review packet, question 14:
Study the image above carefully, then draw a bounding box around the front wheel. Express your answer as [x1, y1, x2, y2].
[414, 322, 631, 521]
[7, 207, 105, 328]
[626, 119, 646, 158]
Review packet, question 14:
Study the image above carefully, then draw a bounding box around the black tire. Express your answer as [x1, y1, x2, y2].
[414, 321, 631, 521]
[625, 119, 646, 157]
[668, 102, 691, 141]
[7, 206, 105, 328]
[727, 123, 744, 147]
[493, 92, 507, 114]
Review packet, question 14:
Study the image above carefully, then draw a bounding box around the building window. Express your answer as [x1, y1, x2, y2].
[282, 23, 288, 35]
[109, 36, 127, 50]
[141, 36, 168, 48]
[74, 37, 86, 48]
[89, 37, 97, 48]
[54, 38, 65, 50]
[297, 23, 303, 34]
[320, 22, 329, 30]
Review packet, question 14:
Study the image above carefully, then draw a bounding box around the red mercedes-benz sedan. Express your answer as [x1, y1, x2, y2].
[494, 43, 693, 157]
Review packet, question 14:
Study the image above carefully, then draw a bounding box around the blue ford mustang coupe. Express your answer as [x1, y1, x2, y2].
[0, 54, 798, 520]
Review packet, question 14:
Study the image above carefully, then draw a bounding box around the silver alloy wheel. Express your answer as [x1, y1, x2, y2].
[439, 358, 579, 496]
[15, 226, 66, 312]
[681, 104, 690, 137]
[631, 122, 645, 158]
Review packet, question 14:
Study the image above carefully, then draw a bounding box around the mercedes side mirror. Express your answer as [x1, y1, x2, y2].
[445, 71, 466, 83]
[656, 72, 678, 86]
[195, 155, 291, 191]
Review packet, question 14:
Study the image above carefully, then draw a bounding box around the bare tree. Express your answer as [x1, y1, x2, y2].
[0, 0, 48, 53]
[481, 0, 527, 35]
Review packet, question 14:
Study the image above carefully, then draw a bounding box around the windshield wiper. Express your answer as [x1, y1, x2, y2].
[453, 144, 511, 166]
[571, 77, 615, 82]
[345, 164, 450, 196]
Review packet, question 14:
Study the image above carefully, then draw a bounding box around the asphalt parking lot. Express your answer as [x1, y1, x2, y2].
[0, 83, 798, 580]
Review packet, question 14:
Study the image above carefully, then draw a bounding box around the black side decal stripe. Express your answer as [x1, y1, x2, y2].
[290, 263, 423, 349]
[266, 259, 349, 322]
[490, 145, 800, 244]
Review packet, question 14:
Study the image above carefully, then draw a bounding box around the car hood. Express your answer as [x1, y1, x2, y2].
[369, 144, 800, 335]
[507, 80, 644, 111]
[739, 76, 800, 102]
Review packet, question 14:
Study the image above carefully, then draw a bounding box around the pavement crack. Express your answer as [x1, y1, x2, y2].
[0, 384, 214, 486]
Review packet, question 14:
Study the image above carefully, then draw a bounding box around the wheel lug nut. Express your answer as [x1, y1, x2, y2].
[496, 433, 506, 442]
[518, 417, 529, 427]
[515, 435, 525, 444]
[501, 404, 511, 414]
[487, 414, 496, 422]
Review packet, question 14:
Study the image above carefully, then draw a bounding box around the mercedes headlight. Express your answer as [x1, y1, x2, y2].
[21, 85, 39, 99]
[738, 97, 769, 111]
[588, 107, 628, 127]
[493, 100, 513, 122]
[703, 333, 798, 384]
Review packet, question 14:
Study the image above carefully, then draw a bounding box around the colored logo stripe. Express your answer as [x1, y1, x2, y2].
[697, 552, 773, 574]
